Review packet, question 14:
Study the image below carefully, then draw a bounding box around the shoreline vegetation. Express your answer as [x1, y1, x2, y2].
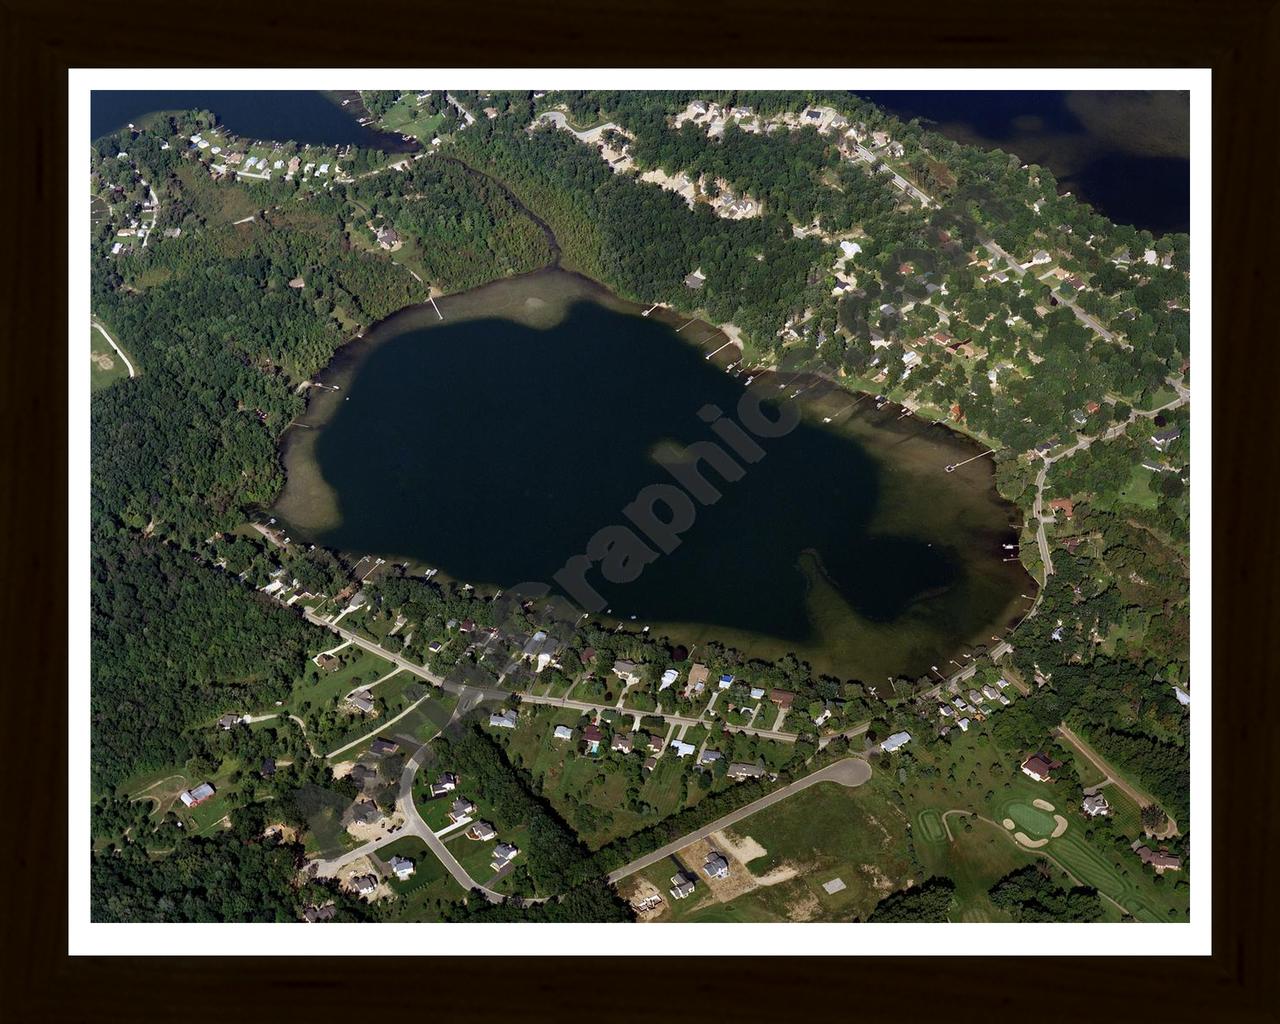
[89, 90, 1189, 925]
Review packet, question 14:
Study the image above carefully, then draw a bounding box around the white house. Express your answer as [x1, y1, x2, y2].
[880, 731, 911, 753]
[553, 725, 574, 741]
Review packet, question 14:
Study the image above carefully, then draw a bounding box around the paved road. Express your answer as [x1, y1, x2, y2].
[1027, 382, 1189, 593]
[981, 239, 1119, 345]
[301, 610, 801, 744]
[1056, 723, 1179, 837]
[606, 757, 871, 884]
[533, 110, 620, 145]
[312, 736, 506, 902]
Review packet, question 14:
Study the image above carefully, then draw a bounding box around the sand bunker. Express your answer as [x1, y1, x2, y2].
[1003, 818, 1016, 830]
[1051, 815, 1069, 838]
[1014, 832, 1048, 849]
[1032, 798, 1056, 812]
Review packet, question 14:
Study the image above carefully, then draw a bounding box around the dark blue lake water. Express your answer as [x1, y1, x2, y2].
[862, 90, 1190, 235]
[90, 90, 416, 152]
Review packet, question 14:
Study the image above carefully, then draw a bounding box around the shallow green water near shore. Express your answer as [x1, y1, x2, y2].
[274, 270, 1031, 679]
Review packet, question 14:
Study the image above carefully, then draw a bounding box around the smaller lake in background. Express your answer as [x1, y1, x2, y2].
[861, 90, 1190, 236]
[90, 90, 416, 151]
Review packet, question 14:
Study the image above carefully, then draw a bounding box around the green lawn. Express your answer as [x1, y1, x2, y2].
[1117, 463, 1160, 509]
[90, 326, 131, 391]
[287, 646, 396, 718]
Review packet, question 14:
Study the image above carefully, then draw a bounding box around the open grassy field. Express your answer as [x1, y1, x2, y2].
[891, 726, 1189, 923]
[287, 646, 395, 718]
[1117, 464, 1160, 509]
[629, 778, 917, 923]
[90, 326, 131, 391]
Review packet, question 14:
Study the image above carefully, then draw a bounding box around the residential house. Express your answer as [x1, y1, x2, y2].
[749, 687, 766, 700]
[1134, 844, 1182, 872]
[467, 821, 497, 841]
[302, 904, 336, 923]
[643, 756, 658, 773]
[370, 738, 399, 756]
[350, 800, 382, 826]
[582, 724, 604, 753]
[179, 782, 215, 807]
[316, 653, 340, 673]
[687, 663, 710, 694]
[727, 762, 765, 781]
[956, 717, 971, 732]
[880, 731, 911, 753]
[671, 740, 696, 758]
[553, 725, 574, 742]
[1082, 794, 1111, 818]
[669, 872, 696, 899]
[448, 797, 477, 823]
[698, 749, 722, 767]
[769, 689, 796, 710]
[491, 842, 520, 869]
[612, 732, 634, 754]
[1049, 497, 1075, 519]
[717, 674, 735, 689]
[375, 225, 400, 249]
[659, 669, 679, 691]
[683, 269, 706, 290]
[703, 852, 731, 879]
[981, 685, 1001, 702]
[260, 757, 276, 780]
[646, 735, 665, 755]
[388, 856, 415, 881]
[348, 691, 375, 715]
[1151, 427, 1182, 450]
[1021, 753, 1061, 782]
[351, 874, 378, 897]
[429, 772, 458, 797]
[612, 660, 642, 686]
[489, 708, 519, 729]
[428, 640, 443, 654]
[216, 713, 245, 730]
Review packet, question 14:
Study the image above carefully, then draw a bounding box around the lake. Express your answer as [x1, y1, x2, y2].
[90, 90, 416, 151]
[862, 90, 1190, 236]
[274, 271, 1032, 681]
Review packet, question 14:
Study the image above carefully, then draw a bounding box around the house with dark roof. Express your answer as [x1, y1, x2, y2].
[669, 872, 696, 899]
[611, 732, 634, 753]
[1082, 793, 1111, 817]
[370, 737, 399, 756]
[217, 713, 245, 730]
[727, 762, 766, 780]
[1134, 843, 1182, 872]
[430, 772, 458, 797]
[448, 797, 477, 822]
[1020, 753, 1061, 782]
[769, 689, 796, 709]
[581, 723, 604, 753]
[703, 852, 730, 879]
[350, 800, 382, 826]
[348, 690, 375, 715]
[491, 842, 519, 869]
[467, 820, 497, 841]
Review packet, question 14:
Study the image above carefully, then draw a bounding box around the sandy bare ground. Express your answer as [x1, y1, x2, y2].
[264, 823, 299, 843]
[330, 760, 356, 779]
[91, 351, 115, 370]
[712, 830, 767, 865]
[346, 811, 404, 843]
[858, 861, 897, 894]
[1032, 798, 1056, 811]
[626, 877, 668, 921]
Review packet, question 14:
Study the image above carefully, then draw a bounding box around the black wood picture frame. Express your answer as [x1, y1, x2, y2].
[2, 1, 1274, 1019]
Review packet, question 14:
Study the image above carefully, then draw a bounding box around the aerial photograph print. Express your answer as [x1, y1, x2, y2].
[82, 75, 1199, 942]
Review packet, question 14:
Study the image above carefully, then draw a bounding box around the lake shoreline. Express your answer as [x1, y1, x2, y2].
[269, 267, 1036, 682]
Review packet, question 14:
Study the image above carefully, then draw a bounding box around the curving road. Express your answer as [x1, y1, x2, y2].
[605, 757, 871, 884]
[91, 318, 136, 377]
[312, 736, 506, 902]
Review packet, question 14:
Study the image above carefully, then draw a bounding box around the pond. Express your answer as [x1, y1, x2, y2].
[273, 270, 1033, 680]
